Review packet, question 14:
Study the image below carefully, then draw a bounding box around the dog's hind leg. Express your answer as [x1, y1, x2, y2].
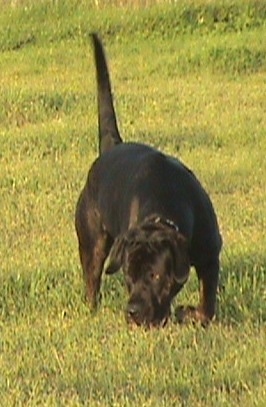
[78, 233, 111, 308]
[75, 197, 112, 308]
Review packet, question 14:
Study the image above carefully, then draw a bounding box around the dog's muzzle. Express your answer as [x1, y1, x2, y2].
[126, 298, 170, 327]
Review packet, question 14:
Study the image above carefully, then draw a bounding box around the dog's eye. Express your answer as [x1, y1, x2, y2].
[150, 271, 160, 281]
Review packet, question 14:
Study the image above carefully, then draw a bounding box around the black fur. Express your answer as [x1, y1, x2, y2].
[75, 34, 222, 327]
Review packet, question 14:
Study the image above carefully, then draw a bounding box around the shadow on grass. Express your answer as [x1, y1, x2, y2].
[169, 249, 265, 328]
[1, 249, 264, 328]
[217, 250, 265, 326]
[0, 267, 84, 320]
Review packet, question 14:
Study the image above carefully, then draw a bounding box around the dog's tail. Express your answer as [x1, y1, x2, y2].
[91, 33, 123, 155]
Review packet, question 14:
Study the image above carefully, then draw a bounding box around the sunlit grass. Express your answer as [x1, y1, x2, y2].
[0, 0, 265, 405]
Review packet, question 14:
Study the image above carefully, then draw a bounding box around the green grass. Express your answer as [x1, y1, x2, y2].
[0, 0, 265, 405]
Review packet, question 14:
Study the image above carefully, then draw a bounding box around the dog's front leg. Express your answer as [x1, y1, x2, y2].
[176, 259, 219, 326]
[196, 259, 220, 324]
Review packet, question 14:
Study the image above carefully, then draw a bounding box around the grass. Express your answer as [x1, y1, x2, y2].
[0, 0, 265, 405]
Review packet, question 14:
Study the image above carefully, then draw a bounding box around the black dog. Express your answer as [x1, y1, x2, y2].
[75, 34, 222, 327]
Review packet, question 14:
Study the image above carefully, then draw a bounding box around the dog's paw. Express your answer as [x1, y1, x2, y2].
[175, 305, 211, 327]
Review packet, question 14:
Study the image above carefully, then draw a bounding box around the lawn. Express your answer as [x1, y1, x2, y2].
[0, 0, 265, 405]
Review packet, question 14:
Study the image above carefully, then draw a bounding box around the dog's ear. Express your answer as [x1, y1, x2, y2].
[104, 234, 127, 274]
[172, 233, 190, 285]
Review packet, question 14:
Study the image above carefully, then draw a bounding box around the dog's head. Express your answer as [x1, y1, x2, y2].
[104, 215, 190, 327]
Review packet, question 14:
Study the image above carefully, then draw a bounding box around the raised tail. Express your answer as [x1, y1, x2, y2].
[91, 33, 123, 155]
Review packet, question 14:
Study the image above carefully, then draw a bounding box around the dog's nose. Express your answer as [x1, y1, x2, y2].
[127, 303, 141, 320]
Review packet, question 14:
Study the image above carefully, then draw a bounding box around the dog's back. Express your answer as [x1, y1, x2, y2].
[88, 141, 222, 264]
